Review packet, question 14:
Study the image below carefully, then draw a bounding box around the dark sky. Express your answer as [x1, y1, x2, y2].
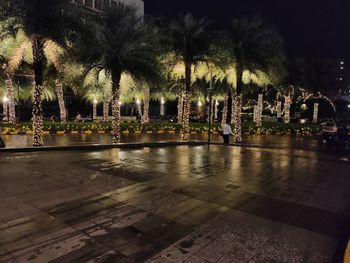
[145, 0, 350, 59]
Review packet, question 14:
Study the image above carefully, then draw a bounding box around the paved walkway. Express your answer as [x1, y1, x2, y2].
[2, 133, 324, 151]
[0, 145, 349, 262]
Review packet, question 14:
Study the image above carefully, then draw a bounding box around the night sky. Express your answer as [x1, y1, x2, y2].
[145, 0, 350, 60]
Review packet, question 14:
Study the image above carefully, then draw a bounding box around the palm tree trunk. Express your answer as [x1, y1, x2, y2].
[232, 95, 242, 142]
[142, 87, 150, 124]
[181, 63, 192, 141]
[93, 102, 97, 121]
[283, 94, 291, 124]
[214, 100, 219, 121]
[276, 101, 282, 119]
[5, 75, 16, 124]
[32, 38, 45, 146]
[3, 98, 8, 119]
[221, 93, 229, 126]
[177, 91, 184, 124]
[55, 80, 67, 123]
[233, 67, 243, 143]
[257, 93, 263, 126]
[103, 98, 109, 123]
[111, 70, 122, 144]
[313, 102, 319, 123]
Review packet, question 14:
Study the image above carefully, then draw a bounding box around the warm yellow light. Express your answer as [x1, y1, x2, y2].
[2, 96, 9, 103]
[119, 101, 122, 106]
[215, 100, 219, 106]
[161, 98, 165, 105]
[93, 99, 98, 104]
[198, 101, 203, 107]
[136, 99, 141, 105]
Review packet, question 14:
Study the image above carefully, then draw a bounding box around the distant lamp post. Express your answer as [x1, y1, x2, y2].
[2, 96, 9, 122]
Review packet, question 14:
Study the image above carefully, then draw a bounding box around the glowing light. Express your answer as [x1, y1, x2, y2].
[2, 96, 9, 103]
[341, 61, 344, 65]
[301, 103, 307, 110]
[221, 94, 228, 126]
[197, 101, 203, 107]
[136, 99, 141, 105]
[161, 98, 165, 105]
[119, 101, 122, 105]
[348, 104, 350, 109]
[215, 100, 219, 106]
[93, 99, 98, 104]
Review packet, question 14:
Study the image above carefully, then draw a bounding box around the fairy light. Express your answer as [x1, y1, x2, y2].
[177, 92, 184, 124]
[276, 101, 282, 118]
[253, 105, 258, 123]
[32, 85, 44, 146]
[2, 96, 8, 122]
[257, 93, 263, 126]
[313, 103, 319, 123]
[214, 100, 219, 120]
[283, 94, 291, 124]
[142, 88, 150, 124]
[112, 89, 121, 144]
[103, 99, 109, 123]
[232, 95, 242, 143]
[181, 90, 191, 142]
[55, 80, 67, 123]
[222, 94, 228, 126]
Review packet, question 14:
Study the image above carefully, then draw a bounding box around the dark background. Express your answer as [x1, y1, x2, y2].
[145, 0, 350, 59]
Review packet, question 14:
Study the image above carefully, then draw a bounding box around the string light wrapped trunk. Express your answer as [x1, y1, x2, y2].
[32, 38, 45, 146]
[257, 93, 263, 126]
[214, 100, 219, 121]
[230, 95, 235, 125]
[233, 95, 242, 142]
[5, 78, 16, 124]
[111, 71, 121, 144]
[276, 101, 282, 119]
[283, 94, 291, 124]
[210, 99, 215, 123]
[93, 101, 97, 121]
[177, 92, 184, 124]
[181, 90, 191, 141]
[55, 80, 67, 123]
[2, 97, 8, 119]
[221, 94, 229, 126]
[253, 105, 258, 123]
[103, 99, 109, 123]
[142, 87, 150, 124]
[313, 102, 319, 123]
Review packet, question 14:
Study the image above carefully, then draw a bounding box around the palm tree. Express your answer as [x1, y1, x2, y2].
[76, 5, 161, 143]
[167, 13, 212, 141]
[223, 15, 285, 142]
[0, 0, 82, 146]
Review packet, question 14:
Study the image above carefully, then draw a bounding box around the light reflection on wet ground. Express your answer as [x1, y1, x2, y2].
[2, 133, 325, 151]
[0, 145, 349, 262]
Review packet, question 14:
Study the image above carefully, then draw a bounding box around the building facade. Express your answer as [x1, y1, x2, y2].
[71, 0, 144, 17]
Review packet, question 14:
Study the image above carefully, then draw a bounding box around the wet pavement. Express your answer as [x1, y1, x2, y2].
[0, 133, 328, 151]
[0, 145, 349, 262]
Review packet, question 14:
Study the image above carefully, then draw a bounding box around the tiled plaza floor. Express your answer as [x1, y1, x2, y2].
[0, 145, 349, 262]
